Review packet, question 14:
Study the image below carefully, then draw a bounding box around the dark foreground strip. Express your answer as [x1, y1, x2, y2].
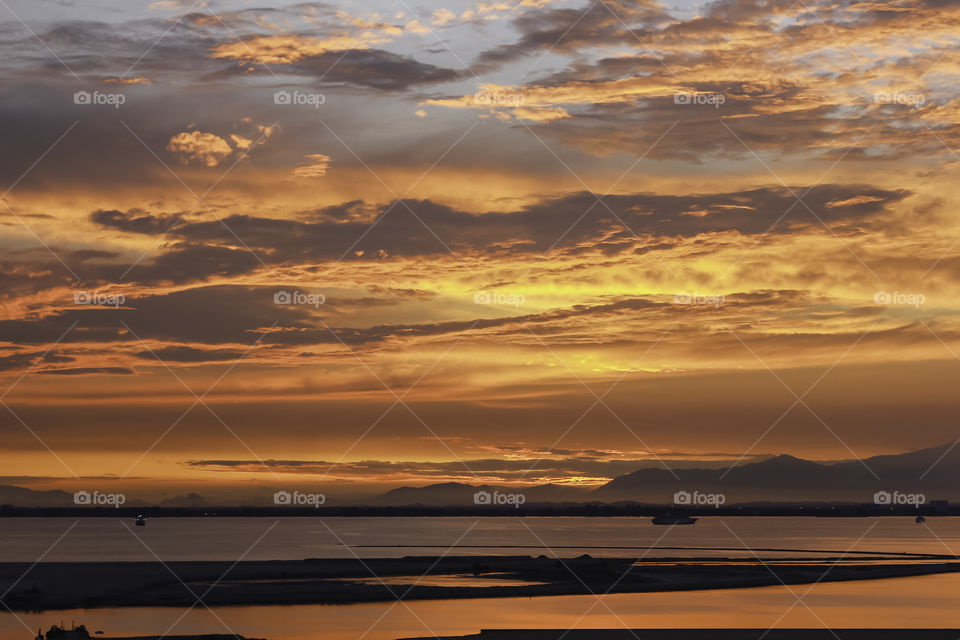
[399, 630, 960, 640]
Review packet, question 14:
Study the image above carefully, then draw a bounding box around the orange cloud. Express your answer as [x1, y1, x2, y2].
[104, 76, 151, 85]
[210, 34, 384, 64]
[292, 153, 332, 178]
[166, 131, 233, 167]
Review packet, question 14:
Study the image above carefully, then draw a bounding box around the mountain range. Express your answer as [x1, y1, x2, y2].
[1, 444, 957, 507]
[369, 443, 960, 505]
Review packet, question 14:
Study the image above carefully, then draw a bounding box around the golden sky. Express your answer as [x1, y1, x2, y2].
[1, 0, 959, 500]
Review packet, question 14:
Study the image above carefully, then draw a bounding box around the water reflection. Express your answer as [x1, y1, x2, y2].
[2, 517, 958, 562]
[5, 573, 960, 640]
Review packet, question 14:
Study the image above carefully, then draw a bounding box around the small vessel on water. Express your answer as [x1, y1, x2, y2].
[652, 514, 698, 525]
[135, 514, 146, 526]
[916, 514, 926, 523]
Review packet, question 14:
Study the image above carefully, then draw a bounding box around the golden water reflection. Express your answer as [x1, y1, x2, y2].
[5, 573, 960, 640]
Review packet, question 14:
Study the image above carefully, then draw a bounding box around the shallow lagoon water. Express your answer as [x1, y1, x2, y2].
[2, 516, 959, 639]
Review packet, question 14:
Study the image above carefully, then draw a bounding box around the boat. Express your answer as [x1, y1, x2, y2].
[916, 515, 926, 523]
[652, 514, 697, 525]
[135, 515, 146, 526]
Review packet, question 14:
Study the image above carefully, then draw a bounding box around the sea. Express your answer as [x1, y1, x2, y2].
[1, 516, 958, 639]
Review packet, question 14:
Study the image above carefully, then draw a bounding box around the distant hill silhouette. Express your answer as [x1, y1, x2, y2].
[592, 443, 958, 503]
[371, 443, 960, 505]
[2, 444, 957, 508]
[158, 492, 209, 507]
[0, 484, 74, 507]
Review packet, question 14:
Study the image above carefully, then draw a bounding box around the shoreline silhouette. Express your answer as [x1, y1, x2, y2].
[4, 554, 959, 611]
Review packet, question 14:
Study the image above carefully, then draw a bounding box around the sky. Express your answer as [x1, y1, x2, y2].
[1, 0, 959, 502]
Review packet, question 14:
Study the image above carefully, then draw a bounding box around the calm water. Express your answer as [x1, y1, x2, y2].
[1, 516, 957, 561]
[2, 517, 960, 639]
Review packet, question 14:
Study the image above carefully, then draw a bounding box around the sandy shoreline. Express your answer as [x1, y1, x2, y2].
[3, 555, 960, 611]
